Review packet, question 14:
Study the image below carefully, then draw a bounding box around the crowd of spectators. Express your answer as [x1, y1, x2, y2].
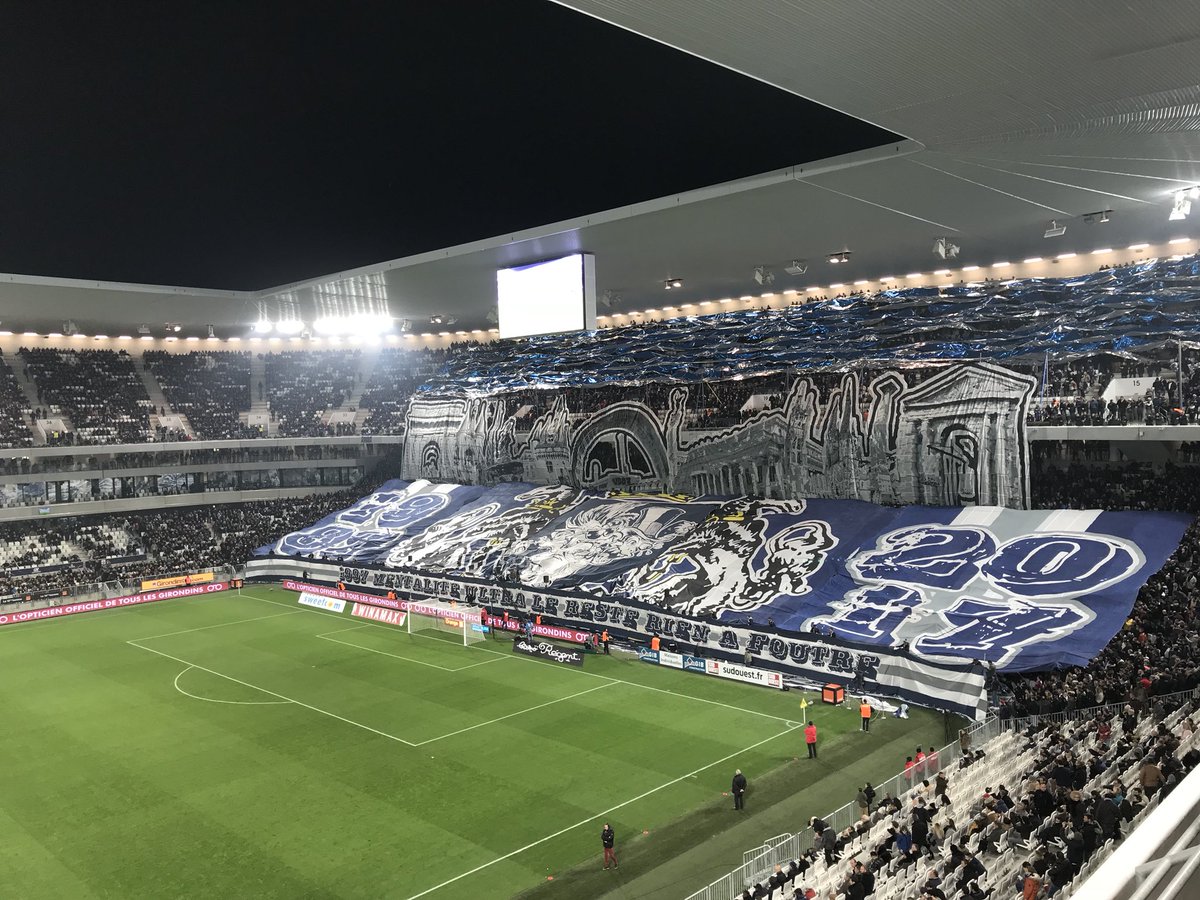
[1024, 351, 1200, 426]
[359, 347, 445, 435]
[0, 352, 34, 449]
[7, 341, 1200, 448]
[0, 346, 474, 447]
[265, 350, 361, 437]
[1001, 462, 1200, 717]
[18, 348, 153, 444]
[0, 491, 361, 598]
[143, 350, 259, 439]
[759, 701, 1198, 900]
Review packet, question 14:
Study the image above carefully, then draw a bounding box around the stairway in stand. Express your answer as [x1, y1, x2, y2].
[135, 353, 194, 438]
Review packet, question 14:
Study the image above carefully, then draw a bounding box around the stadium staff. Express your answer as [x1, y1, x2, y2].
[731, 769, 747, 810]
[601, 823, 618, 869]
[860, 699, 872, 732]
[601, 629, 610, 654]
[804, 721, 818, 759]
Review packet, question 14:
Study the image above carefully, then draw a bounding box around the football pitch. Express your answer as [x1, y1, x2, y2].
[0, 586, 946, 899]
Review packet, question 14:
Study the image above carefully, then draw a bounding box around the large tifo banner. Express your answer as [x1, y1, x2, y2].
[402, 362, 1037, 508]
[256, 484, 1192, 674]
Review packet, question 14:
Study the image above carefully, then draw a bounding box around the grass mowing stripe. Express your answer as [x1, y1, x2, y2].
[315, 630, 511, 672]
[0, 587, 940, 898]
[171, 666, 292, 705]
[404, 723, 800, 900]
[243, 588, 799, 726]
[413, 681, 619, 746]
[133, 607, 304, 641]
[126, 638, 421, 746]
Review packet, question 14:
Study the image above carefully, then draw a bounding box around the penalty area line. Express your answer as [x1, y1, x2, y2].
[245, 591, 799, 729]
[134, 608, 304, 642]
[126, 639, 419, 747]
[413, 680, 619, 747]
[404, 722, 799, 899]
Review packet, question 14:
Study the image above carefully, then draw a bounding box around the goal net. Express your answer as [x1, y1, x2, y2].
[406, 598, 485, 646]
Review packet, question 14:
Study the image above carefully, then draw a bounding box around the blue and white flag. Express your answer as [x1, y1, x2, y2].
[262, 480, 1192, 671]
[384, 483, 580, 576]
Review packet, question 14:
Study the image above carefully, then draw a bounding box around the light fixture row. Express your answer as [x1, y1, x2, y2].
[599, 238, 1193, 319]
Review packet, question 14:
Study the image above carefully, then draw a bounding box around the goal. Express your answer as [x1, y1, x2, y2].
[406, 598, 486, 647]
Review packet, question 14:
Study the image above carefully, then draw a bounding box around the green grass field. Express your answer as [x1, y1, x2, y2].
[0, 586, 948, 899]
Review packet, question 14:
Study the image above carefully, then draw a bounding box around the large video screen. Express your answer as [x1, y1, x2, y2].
[496, 253, 596, 339]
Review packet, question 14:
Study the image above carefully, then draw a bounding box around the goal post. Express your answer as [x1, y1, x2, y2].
[406, 598, 485, 647]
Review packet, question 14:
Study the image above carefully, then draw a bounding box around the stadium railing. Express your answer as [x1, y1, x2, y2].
[682, 714, 1004, 900]
[999, 688, 1200, 736]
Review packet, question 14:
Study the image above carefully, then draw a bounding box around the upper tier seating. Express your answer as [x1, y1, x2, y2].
[0, 253, 1198, 446]
[0, 491, 366, 598]
[265, 350, 361, 437]
[359, 347, 449, 434]
[0, 352, 34, 449]
[19, 348, 153, 444]
[143, 350, 256, 439]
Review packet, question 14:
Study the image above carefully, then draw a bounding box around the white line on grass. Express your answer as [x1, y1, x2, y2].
[173, 666, 291, 706]
[404, 723, 800, 900]
[126, 639, 420, 747]
[413, 681, 619, 747]
[424, 633, 801, 727]
[243, 591, 798, 727]
[135, 608, 303, 642]
[314, 624, 370, 638]
[315, 632, 508, 673]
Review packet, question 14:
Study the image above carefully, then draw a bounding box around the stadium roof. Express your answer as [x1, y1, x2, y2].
[1, 1, 1199, 336]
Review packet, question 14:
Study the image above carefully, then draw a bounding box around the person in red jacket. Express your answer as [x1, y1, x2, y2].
[804, 721, 818, 759]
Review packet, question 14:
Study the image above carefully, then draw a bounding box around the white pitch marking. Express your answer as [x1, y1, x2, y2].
[134, 608, 304, 642]
[127, 639, 419, 747]
[173, 666, 291, 706]
[314, 624, 371, 639]
[404, 724, 800, 899]
[315, 633, 507, 673]
[244, 590, 799, 727]
[414, 681, 619, 746]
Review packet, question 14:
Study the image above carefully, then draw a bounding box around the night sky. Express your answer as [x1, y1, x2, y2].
[1, 1, 896, 290]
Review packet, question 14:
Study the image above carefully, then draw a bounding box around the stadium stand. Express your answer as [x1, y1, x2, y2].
[265, 350, 361, 437]
[142, 350, 257, 439]
[359, 347, 451, 435]
[0, 351, 34, 448]
[0, 492, 361, 598]
[735, 700, 1200, 900]
[18, 347, 154, 444]
[1, 258, 1200, 446]
[996, 464, 1200, 718]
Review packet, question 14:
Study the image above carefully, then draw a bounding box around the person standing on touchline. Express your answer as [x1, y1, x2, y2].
[732, 768, 748, 810]
[601, 823, 618, 869]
